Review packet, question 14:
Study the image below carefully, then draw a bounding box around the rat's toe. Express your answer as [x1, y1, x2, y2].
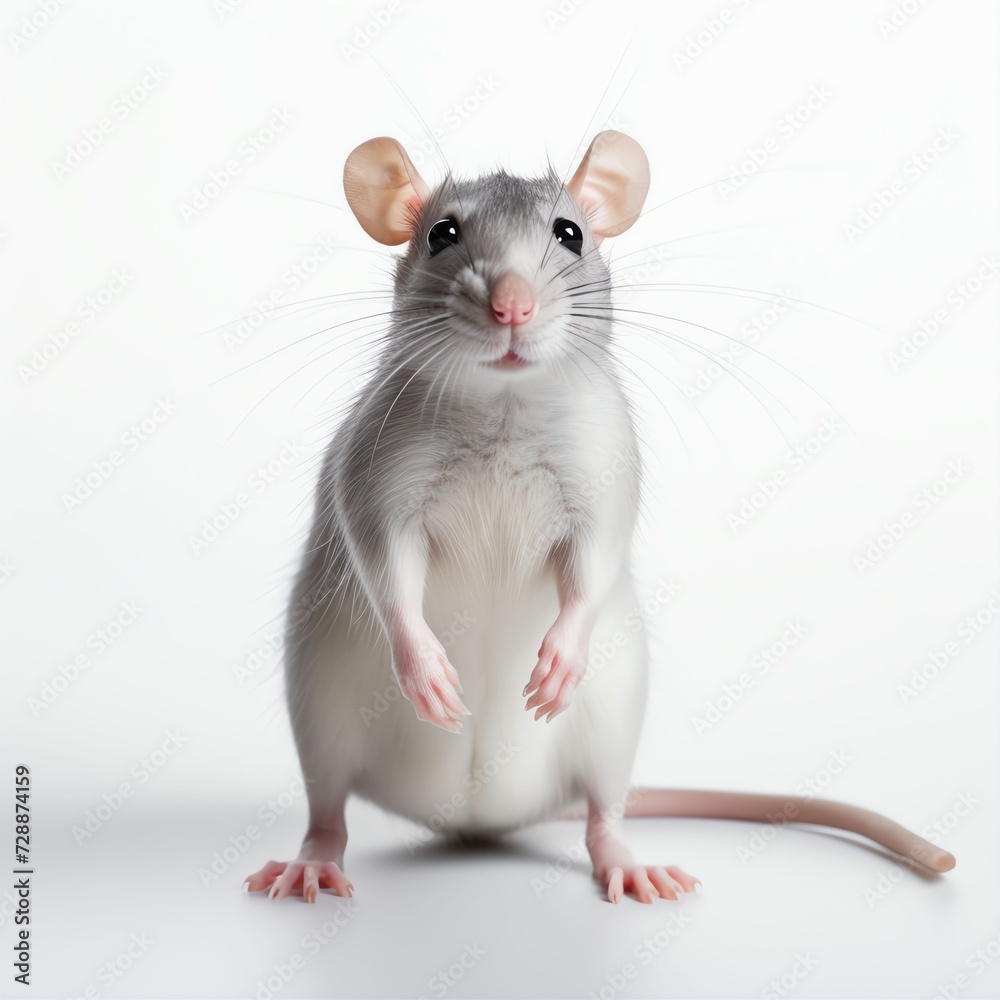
[665, 865, 701, 893]
[244, 860, 284, 892]
[606, 866, 625, 904]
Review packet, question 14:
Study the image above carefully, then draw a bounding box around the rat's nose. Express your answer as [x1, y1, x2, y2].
[489, 272, 537, 327]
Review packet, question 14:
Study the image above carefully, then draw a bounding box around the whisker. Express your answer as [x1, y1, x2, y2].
[638, 165, 814, 223]
[605, 226, 758, 268]
[225, 311, 450, 445]
[571, 310, 797, 447]
[564, 322, 709, 463]
[211, 309, 402, 387]
[245, 187, 351, 216]
[352, 319, 455, 413]
[572, 301, 843, 424]
[614, 282, 886, 335]
[367, 339, 456, 479]
[369, 56, 481, 279]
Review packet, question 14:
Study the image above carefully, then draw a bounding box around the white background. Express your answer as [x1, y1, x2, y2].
[2, 1, 998, 998]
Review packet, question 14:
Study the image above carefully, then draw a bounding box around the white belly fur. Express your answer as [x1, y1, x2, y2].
[350, 563, 647, 834]
[298, 465, 648, 835]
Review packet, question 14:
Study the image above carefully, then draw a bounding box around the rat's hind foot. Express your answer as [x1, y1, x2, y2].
[244, 859, 353, 903]
[601, 864, 700, 904]
[586, 801, 701, 904]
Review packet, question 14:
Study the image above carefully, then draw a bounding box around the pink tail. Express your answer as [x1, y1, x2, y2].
[622, 788, 955, 873]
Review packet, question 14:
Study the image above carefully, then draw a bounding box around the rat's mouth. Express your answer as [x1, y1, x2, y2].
[486, 350, 530, 370]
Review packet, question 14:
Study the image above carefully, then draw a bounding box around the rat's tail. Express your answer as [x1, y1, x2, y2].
[619, 787, 955, 873]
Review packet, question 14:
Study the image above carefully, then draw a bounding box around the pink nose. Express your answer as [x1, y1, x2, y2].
[489, 272, 536, 326]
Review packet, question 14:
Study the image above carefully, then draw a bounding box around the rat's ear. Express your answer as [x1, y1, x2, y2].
[567, 130, 649, 243]
[343, 137, 429, 245]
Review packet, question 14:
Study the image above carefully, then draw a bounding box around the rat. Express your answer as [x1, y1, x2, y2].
[244, 131, 956, 904]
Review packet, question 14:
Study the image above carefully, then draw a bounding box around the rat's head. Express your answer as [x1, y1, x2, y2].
[343, 131, 649, 388]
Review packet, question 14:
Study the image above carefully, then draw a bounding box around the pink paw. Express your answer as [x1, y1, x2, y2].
[394, 629, 470, 733]
[244, 859, 353, 903]
[523, 619, 589, 722]
[602, 865, 700, 904]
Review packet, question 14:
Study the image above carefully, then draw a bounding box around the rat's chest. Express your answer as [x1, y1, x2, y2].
[422, 437, 574, 584]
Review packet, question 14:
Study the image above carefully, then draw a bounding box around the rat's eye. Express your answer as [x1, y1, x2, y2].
[427, 217, 461, 256]
[552, 218, 583, 256]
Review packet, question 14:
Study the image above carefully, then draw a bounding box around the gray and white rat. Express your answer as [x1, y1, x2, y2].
[244, 131, 955, 904]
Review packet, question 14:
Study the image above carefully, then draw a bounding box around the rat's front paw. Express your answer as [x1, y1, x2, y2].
[522, 618, 589, 722]
[394, 629, 470, 733]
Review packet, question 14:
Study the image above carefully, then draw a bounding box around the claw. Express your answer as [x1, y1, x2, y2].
[524, 608, 589, 721]
[596, 861, 701, 904]
[607, 866, 624, 904]
[395, 630, 469, 732]
[244, 859, 352, 902]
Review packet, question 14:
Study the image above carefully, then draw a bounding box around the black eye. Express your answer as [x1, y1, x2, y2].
[427, 217, 461, 256]
[552, 218, 583, 256]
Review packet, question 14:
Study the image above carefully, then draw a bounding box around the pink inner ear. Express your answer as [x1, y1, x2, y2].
[574, 179, 619, 243]
[567, 131, 649, 240]
[344, 136, 429, 245]
[404, 191, 423, 222]
[387, 191, 424, 247]
[386, 166, 428, 244]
